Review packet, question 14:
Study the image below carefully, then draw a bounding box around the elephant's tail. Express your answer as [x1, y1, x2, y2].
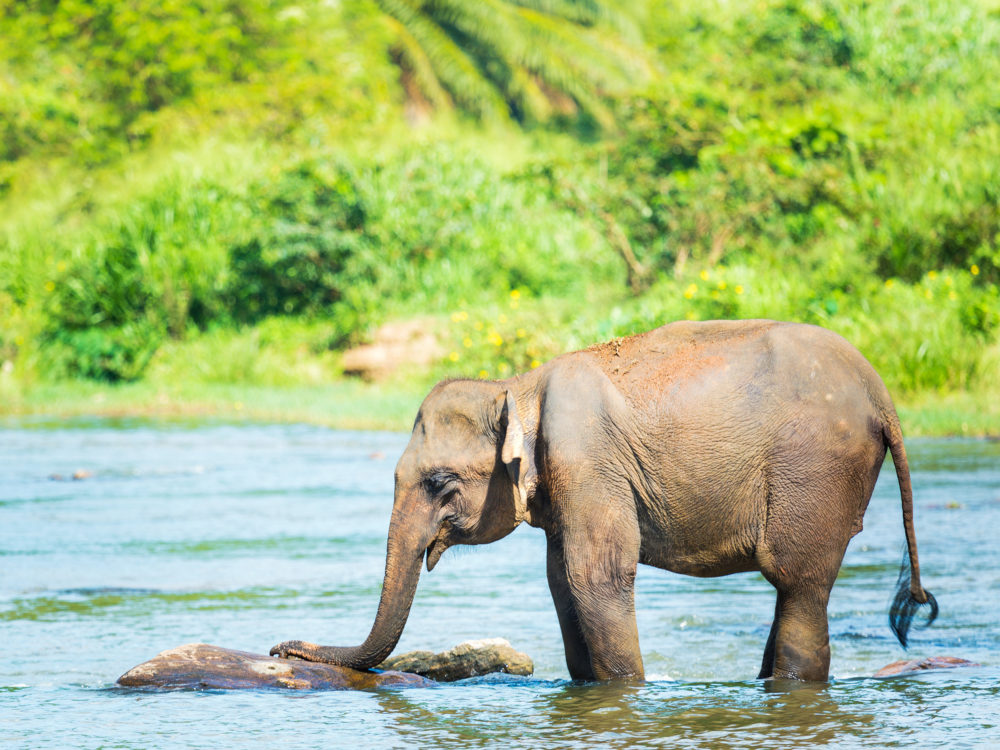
[884, 416, 939, 648]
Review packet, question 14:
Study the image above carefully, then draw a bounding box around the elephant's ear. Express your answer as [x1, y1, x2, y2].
[501, 390, 524, 466]
[500, 390, 528, 521]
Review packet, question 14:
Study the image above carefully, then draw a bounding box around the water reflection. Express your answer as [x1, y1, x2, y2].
[365, 677, 890, 749]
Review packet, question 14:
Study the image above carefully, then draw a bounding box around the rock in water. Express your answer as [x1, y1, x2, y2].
[873, 655, 980, 678]
[117, 644, 435, 690]
[379, 638, 533, 682]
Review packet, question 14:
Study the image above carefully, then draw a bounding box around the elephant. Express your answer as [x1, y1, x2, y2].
[272, 319, 938, 682]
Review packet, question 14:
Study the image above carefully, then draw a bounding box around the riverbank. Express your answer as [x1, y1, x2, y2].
[0, 379, 427, 432]
[2, 376, 998, 437]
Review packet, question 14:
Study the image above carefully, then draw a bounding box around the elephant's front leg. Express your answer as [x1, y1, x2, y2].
[546, 532, 596, 681]
[555, 508, 644, 681]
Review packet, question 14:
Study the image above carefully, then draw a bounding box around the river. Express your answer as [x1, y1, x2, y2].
[2, 419, 998, 747]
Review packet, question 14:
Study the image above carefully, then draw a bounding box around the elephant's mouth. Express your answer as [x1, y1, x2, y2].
[425, 530, 450, 572]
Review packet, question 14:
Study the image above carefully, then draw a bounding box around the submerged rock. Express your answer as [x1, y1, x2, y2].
[379, 638, 533, 682]
[117, 643, 434, 691]
[873, 655, 980, 678]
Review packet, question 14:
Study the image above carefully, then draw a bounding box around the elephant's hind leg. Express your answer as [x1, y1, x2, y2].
[758, 584, 833, 681]
[757, 477, 862, 681]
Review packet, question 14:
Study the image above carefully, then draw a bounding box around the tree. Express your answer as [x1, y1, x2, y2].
[375, 0, 651, 128]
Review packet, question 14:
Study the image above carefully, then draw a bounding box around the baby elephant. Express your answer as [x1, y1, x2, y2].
[273, 320, 938, 681]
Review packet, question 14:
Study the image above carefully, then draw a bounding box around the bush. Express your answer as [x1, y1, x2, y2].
[45, 321, 163, 382]
[41, 239, 164, 380]
[225, 147, 617, 345]
[224, 159, 371, 338]
[746, 0, 854, 69]
[38, 175, 247, 379]
[4, 0, 275, 126]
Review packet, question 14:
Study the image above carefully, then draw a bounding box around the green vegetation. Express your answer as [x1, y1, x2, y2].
[2, 0, 999, 434]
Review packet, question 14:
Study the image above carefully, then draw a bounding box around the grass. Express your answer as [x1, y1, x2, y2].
[896, 391, 1000, 438]
[0, 378, 427, 432]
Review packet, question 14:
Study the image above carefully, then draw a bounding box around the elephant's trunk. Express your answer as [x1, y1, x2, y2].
[319, 512, 429, 670]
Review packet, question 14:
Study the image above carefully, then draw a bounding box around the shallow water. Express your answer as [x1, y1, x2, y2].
[2, 419, 999, 748]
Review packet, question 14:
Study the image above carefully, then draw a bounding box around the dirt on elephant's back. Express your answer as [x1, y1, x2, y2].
[587, 320, 778, 405]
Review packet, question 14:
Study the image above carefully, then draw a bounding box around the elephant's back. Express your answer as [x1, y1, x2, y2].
[585, 319, 885, 414]
[586, 319, 785, 407]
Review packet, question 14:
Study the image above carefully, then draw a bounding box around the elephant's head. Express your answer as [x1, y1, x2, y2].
[316, 379, 534, 670]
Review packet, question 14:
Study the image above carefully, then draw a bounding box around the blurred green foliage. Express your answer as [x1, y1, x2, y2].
[1, 0, 998, 403]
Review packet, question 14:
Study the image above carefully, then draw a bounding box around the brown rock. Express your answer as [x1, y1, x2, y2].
[379, 638, 533, 682]
[341, 320, 441, 381]
[873, 655, 980, 678]
[117, 643, 435, 690]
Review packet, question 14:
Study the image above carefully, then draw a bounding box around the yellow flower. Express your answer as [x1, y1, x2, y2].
[685, 310, 697, 320]
[530, 359, 541, 368]
[509, 289, 521, 300]
[45, 281, 55, 293]
[488, 332, 503, 347]
[448, 351, 459, 362]
[56, 261, 67, 272]
[478, 369, 489, 379]
[717, 280, 727, 290]
[971, 264, 980, 275]
[516, 328, 526, 338]
[450, 311, 469, 323]
[948, 290, 958, 301]
[463, 337, 473, 348]
[944, 275, 954, 287]
[734, 285, 744, 295]
[474, 321, 484, 331]
[924, 288, 933, 299]
[699, 269, 710, 281]
[683, 283, 697, 299]
[498, 362, 510, 374]
[885, 278, 895, 289]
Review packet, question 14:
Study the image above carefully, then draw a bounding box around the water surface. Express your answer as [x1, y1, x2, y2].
[2, 419, 998, 747]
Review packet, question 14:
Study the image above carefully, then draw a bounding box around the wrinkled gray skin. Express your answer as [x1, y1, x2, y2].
[272, 320, 932, 682]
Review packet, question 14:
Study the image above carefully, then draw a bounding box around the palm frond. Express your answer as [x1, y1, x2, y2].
[508, 0, 644, 40]
[384, 15, 454, 112]
[376, 0, 651, 127]
[378, 0, 510, 121]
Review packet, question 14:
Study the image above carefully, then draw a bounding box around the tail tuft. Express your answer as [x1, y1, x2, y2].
[888, 555, 939, 648]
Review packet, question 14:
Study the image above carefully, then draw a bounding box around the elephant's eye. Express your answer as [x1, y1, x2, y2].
[424, 471, 457, 497]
